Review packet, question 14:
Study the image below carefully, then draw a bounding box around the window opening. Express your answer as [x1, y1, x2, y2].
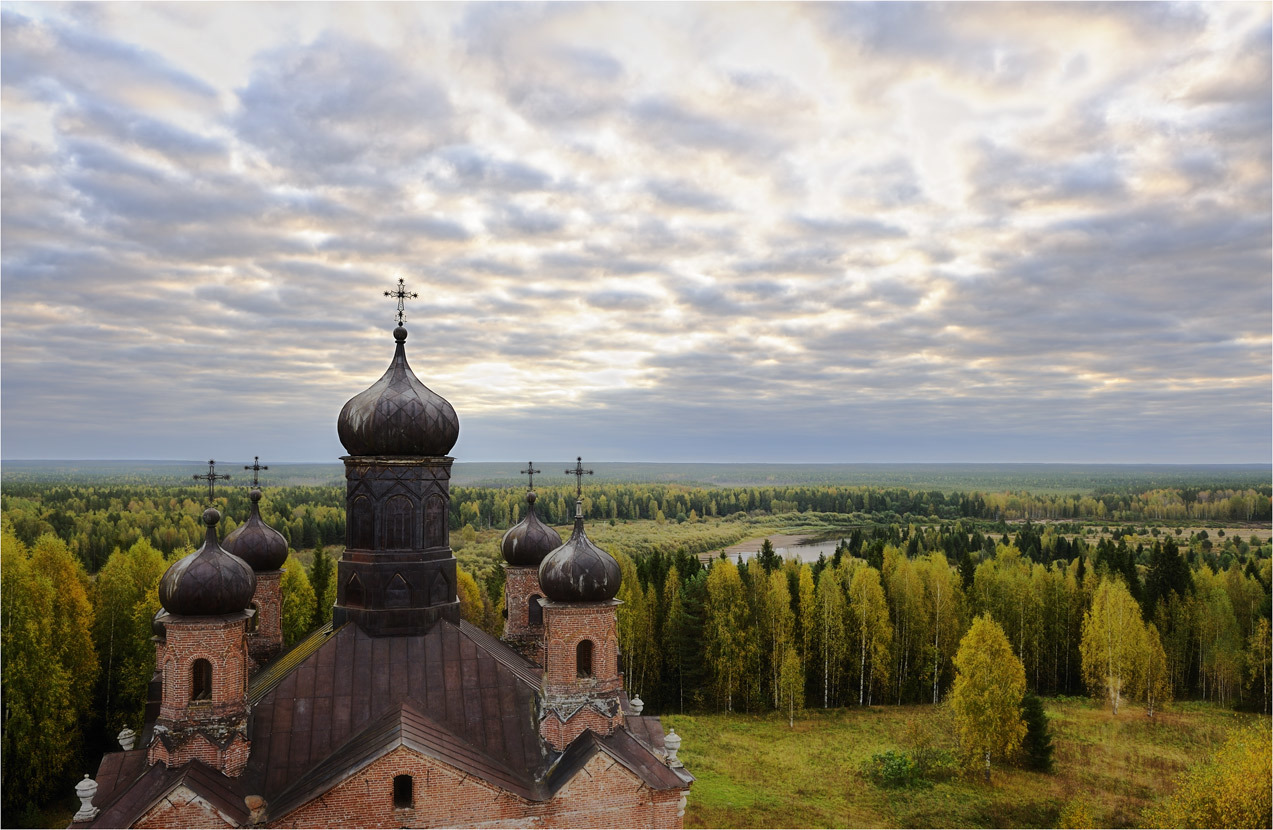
[192, 659, 212, 701]
[247, 602, 259, 633]
[576, 640, 594, 678]
[393, 775, 413, 809]
[528, 594, 543, 626]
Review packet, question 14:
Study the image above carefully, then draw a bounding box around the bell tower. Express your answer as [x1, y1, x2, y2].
[332, 280, 462, 636]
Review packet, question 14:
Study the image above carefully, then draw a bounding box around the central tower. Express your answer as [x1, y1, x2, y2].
[332, 282, 461, 635]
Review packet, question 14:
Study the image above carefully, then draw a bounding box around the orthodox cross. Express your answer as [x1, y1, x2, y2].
[193, 460, 230, 504]
[565, 456, 593, 498]
[384, 277, 418, 326]
[520, 462, 540, 490]
[244, 456, 268, 488]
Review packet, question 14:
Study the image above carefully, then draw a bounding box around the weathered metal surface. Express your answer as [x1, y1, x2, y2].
[501, 491, 563, 567]
[223, 489, 288, 572]
[538, 510, 621, 603]
[159, 508, 256, 616]
[337, 326, 459, 457]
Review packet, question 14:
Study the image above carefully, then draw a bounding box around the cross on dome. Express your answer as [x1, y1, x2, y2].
[565, 456, 593, 499]
[384, 277, 418, 327]
[193, 460, 230, 504]
[244, 456, 268, 488]
[521, 462, 540, 490]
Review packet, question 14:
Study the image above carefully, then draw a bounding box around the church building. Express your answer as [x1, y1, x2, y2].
[70, 307, 692, 828]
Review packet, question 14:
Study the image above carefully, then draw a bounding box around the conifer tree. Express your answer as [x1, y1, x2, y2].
[1019, 693, 1054, 772]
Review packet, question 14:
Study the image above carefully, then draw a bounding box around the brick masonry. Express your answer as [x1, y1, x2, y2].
[272, 745, 682, 829]
[540, 599, 624, 750]
[134, 786, 235, 829]
[149, 612, 252, 776]
[248, 570, 283, 667]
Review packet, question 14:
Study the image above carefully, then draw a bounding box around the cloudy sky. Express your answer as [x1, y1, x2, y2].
[2, 2, 1269, 464]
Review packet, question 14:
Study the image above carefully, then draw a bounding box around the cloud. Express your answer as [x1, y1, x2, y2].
[1, 2, 1268, 463]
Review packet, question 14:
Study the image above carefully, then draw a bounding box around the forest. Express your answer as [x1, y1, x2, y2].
[1, 473, 1270, 826]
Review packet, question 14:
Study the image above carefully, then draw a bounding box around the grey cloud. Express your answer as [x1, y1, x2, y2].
[234, 33, 456, 176]
[487, 203, 566, 236]
[584, 290, 658, 312]
[428, 146, 557, 193]
[648, 179, 732, 212]
[628, 96, 782, 158]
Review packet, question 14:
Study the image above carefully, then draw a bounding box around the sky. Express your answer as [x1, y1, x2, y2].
[2, 2, 1270, 464]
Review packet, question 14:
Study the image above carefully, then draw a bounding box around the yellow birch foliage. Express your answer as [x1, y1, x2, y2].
[1143, 721, 1272, 829]
[280, 555, 317, 646]
[949, 614, 1026, 778]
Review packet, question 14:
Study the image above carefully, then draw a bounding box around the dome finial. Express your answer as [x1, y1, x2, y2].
[192, 460, 230, 506]
[564, 456, 593, 499]
[520, 461, 540, 490]
[384, 276, 418, 327]
[243, 456, 268, 488]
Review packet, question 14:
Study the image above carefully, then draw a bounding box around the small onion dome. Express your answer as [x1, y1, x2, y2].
[500, 491, 563, 567]
[538, 501, 621, 602]
[159, 508, 256, 616]
[337, 326, 459, 457]
[152, 608, 169, 637]
[223, 488, 288, 571]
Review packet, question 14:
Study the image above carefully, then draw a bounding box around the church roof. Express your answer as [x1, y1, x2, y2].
[76, 757, 249, 829]
[84, 618, 687, 827]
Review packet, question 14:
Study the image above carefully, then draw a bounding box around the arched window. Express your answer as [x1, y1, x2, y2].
[345, 573, 365, 608]
[383, 495, 413, 549]
[247, 602, 259, 633]
[349, 496, 373, 549]
[528, 595, 543, 626]
[393, 775, 413, 809]
[425, 494, 447, 548]
[191, 659, 213, 701]
[576, 640, 593, 678]
[385, 573, 410, 608]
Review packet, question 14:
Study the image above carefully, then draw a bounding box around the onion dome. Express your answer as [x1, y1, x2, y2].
[337, 326, 459, 457]
[152, 608, 169, 637]
[538, 501, 621, 602]
[159, 508, 256, 616]
[501, 491, 564, 567]
[223, 488, 288, 571]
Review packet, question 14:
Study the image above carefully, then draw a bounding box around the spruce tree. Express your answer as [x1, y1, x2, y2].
[1020, 693, 1055, 772]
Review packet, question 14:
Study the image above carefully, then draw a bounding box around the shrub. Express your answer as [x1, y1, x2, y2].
[861, 750, 916, 787]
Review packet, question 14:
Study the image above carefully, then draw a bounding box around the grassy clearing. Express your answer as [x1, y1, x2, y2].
[668, 699, 1260, 828]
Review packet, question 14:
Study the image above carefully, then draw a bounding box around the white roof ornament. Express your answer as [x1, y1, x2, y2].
[73, 774, 100, 822]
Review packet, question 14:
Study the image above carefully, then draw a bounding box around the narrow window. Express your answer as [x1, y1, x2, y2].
[528, 594, 543, 626]
[191, 659, 212, 701]
[576, 640, 593, 678]
[393, 775, 413, 809]
[345, 573, 365, 607]
[247, 602, 259, 633]
[383, 495, 413, 549]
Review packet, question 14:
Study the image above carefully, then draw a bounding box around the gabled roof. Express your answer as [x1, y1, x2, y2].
[544, 721, 691, 795]
[78, 758, 248, 829]
[269, 701, 540, 820]
[242, 619, 549, 799]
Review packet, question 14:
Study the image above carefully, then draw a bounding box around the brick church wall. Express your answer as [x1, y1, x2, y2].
[271, 745, 683, 829]
[248, 570, 283, 666]
[133, 785, 235, 829]
[157, 616, 250, 723]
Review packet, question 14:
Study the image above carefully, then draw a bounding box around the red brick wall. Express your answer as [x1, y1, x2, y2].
[502, 566, 544, 640]
[542, 601, 621, 693]
[540, 706, 623, 749]
[248, 570, 283, 666]
[133, 785, 235, 829]
[157, 615, 250, 723]
[148, 731, 251, 778]
[271, 745, 684, 829]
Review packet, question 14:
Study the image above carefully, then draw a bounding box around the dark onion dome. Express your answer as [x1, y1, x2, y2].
[152, 608, 169, 638]
[501, 491, 564, 567]
[223, 488, 288, 571]
[337, 325, 459, 457]
[538, 501, 621, 602]
[159, 508, 257, 616]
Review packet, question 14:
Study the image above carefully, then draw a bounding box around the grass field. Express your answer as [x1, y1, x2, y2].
[669, 699, 1260, 829]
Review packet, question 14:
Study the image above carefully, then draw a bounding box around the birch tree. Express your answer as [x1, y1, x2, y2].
[950, 614, 1026, 782]
[1080, 577, 1144, 715]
